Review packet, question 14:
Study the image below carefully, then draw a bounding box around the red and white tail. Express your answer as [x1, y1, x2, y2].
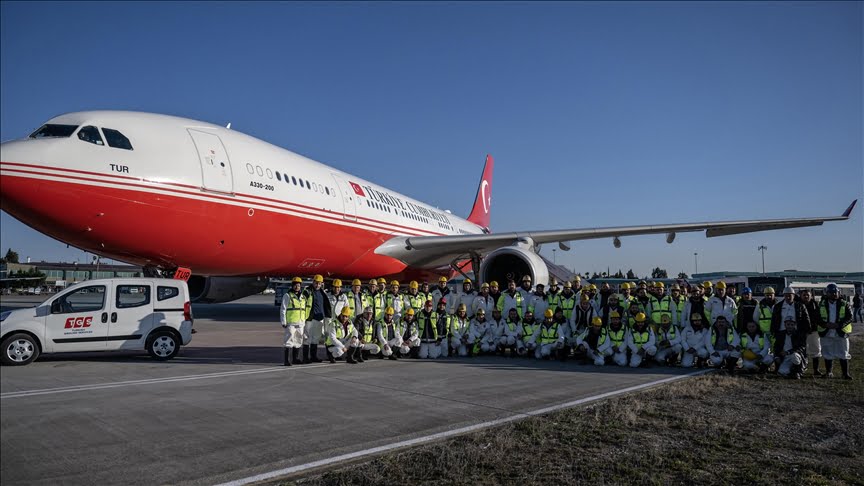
[467, 154, 494, 231]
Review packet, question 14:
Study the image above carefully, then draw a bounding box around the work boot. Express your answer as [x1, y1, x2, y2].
[388, 353, 398, 360]
[410, 346, 420, 359]
[310, 344, 323, 363]
[812, 358, 823, 377]
[354, 347, 365, 363]
[725, 358, 736, 373]
[841, 360, 853, 380]
[511, 345, 517, 358]
[292, 347, 303, 365]
[346, 348, 358, 364]
[302, 345, 310, 363]
[283, 348, 292, 367]
[325, 348, 335, 364]
[825, 359, 834, 378]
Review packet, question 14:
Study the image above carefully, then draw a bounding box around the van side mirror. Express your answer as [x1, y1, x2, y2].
[51, 300, 61, 314]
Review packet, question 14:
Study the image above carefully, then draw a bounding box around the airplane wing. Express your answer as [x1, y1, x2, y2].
[376, 199, 858, 267]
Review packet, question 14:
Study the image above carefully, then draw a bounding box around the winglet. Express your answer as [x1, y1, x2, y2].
[842, 199, 857, 218]
[467, 154, 494, 231]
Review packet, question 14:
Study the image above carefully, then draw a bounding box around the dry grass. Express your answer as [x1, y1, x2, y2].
[287, 335, 864, 486]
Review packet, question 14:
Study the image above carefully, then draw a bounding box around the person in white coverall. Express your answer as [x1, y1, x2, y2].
[417, 300, 442, 359]
[681, 313, 710, 368]
[606, 311, 629, 367]
[327, 279, 349, 319]
[626, 312, 656, 368]
[517, 310, 538, 357]
[486, 308, 504, 354]
[739, 320, 773, 372]
[454, 279, 477, 319]
[705, 281, 738, 326]
[530, 309, 565, 359]
[325, 307, 359, 364]
[499, 308, 521, 356]
[378, 307, 403, 360]
[354, 306, 380, 358]
[433, 299, 451, 358]
[576, 316, 613, 366]
[450, 304, 472, 357]
[468, 308, 493, 355]
[706, 315, 741, 371]
[654, 314, 682, 365]
[472, 283, 497, 319]
[279, 277, 308, 366]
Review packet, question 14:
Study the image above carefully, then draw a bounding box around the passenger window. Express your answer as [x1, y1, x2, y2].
[157, 286, 180, 301]
[52, 286, 106, 314]
[116, 285, 151, 308]
[102, 128, 133, 150]
[77, 126, 104, 146]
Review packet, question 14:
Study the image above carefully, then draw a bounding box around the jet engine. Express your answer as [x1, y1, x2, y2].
[187, 276, 268, 303]
[477, 244, 549, 288]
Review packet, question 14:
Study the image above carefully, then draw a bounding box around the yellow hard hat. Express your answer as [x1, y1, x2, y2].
[544, 309, 554, 318]
[378, 278, 388, 285]
[563, 281, 573, 289]
[368, 279, 378, 286]
[716, 281, 727, 289]
[480, 282, 490, 289]
[591, 316, 603, 327]
[340, 307, 352, 317]
[476, 308, 486, 315]
[764, 287, 775, 294]
[742, 349, 759, 361]
[332, 279, 342, 287]
[609, 311, 621, 318]
[464, 279, 472, 284]
[352, 279, 362, 286]
[439, 276, 448, 284]
[620, 282, 630, 290]
[409, 281, 418, 289]
[390, 280, 399, 287]
[589, 284, 598, 291]
[635, 312, 647, 323]
[656, 282, 665, 288]
[457, 304, 467, 311]
[490, 281, 499, 287]
[573, 275, 582, 282]
[313, 274, 324, 283]
[292, 277, 302, 284]
[405, 308, 415, 316]
[385, 307, 395, 315]
[581, 293, 590, 302]
[702, 281, 713, 289]
[671, 284, 680, 290]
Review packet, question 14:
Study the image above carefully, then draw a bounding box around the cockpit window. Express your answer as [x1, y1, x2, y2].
[102, 128, 133, 150]
[28, 124, 79, 139]
[77, 126, 104, 146]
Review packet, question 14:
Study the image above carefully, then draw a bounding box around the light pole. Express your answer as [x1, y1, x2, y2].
[758, 245, 767, 274]
[693, 252, 698, 275]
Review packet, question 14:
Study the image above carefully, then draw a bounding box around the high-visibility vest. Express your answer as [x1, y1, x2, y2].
[345, 291, 369, 316]
[387, 293, 402, 311]
[656, 325, 677, 342]
[631, 329, 650, 348]
[740, 333, 764, 349]
[404, 293, 425, 312]
[326, 322, 354, 346]
[555, 294, 578, 320]
[621, 295, 635, 311]
[284, 292, 308, 324]
[818, 301, 852, 336]
[608, 328, 626, 346]
[650, 296, 672, 325]
[583, 328, 608, 349]
[361, 319, 376, 343]
[417, 312, 438, 340]
[539, 323, 559, 344]
[521, 323, 536, 341]
[710, 328, 736, 346]
[435, 313, 451, 336]
[504, 319, 519, 333]
[381, 320, 403, 341]
[498, 291, 524, 317]
[757, 304, 772, 334]
[451, 317, 470, 335]
[371, 292, 387, 321]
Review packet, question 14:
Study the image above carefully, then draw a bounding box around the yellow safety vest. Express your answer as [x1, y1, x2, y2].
[417, 312, 438, 340]
[555, 295, 578, 320]
[521, 323, 536, 341]
[740, 333, 764, 349]
[656, 325, 676, 342]
[326, 322, 354, 346]
[539, 323, 559, 344]
[710, 328, 736, 346]
[608, 328, 626, 346]
[818, 301, 852, 335]
[497, 291, 524, 318]
[650, 297, 672, 325]
[362, 319, 376, 343]
[405, 293, 425, 312]
[631, 329, 650, 348]
[284, 292, 308, 324]
[757, 305, 772, 334]
[371, 292, 387, 321]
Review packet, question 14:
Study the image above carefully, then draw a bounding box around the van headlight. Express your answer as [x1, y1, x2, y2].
[0, 311, 10, 322]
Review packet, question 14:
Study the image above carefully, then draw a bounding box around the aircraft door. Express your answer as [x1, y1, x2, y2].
[188, 129, 234, 194]
[331, 173, 358, 221]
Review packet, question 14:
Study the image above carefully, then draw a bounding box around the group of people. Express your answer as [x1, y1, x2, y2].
[278, 274, 855, 380]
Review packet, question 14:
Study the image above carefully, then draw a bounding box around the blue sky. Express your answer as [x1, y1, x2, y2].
[1, 1, 862, 277]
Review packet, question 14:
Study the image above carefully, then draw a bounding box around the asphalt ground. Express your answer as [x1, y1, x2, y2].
[2, 294, 701, 486]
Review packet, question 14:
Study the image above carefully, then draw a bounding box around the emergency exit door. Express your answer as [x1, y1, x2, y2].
[188, 129, 234, 194]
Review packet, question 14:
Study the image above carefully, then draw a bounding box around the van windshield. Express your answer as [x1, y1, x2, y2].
[28, 124, 79, 139]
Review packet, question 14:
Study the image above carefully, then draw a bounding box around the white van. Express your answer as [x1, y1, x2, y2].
[0, 278, 193, 366]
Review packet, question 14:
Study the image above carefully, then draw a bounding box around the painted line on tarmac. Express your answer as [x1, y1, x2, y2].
[0, 364, 331, 399]
[214, 369, 712, 486]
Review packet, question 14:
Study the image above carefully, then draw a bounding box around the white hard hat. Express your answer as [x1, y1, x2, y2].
[783, 287, 795, 295]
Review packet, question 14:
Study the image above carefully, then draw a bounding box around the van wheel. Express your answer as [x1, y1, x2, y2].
[2, 333, 40, 366]
[147, 331, 180, 361]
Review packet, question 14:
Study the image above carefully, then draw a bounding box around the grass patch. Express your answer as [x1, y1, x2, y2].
[288, 335, 864, 486]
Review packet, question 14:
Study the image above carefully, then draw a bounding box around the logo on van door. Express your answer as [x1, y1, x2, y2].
[64, 317, 93, 329]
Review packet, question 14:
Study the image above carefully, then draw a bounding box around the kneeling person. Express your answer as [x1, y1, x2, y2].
[530, 309, 565, 359]
[325, 307, 360, 364]
[654, 314, 682, 365]
[627, 312, 656, 367]
[576, 316, 612, 366]
[706, 315, 740, 371]
[740, 320, 772, 372]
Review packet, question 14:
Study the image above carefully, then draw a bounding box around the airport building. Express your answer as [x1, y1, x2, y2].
[0, 261, 144, 289]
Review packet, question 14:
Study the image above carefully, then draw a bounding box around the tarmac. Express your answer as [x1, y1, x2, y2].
[1, 294, 701, 485]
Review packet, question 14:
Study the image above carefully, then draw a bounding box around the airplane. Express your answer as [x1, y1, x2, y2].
[0, 111, 857, 302]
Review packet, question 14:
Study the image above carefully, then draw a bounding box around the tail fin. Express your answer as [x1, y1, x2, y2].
[467, 154, 494, 231]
